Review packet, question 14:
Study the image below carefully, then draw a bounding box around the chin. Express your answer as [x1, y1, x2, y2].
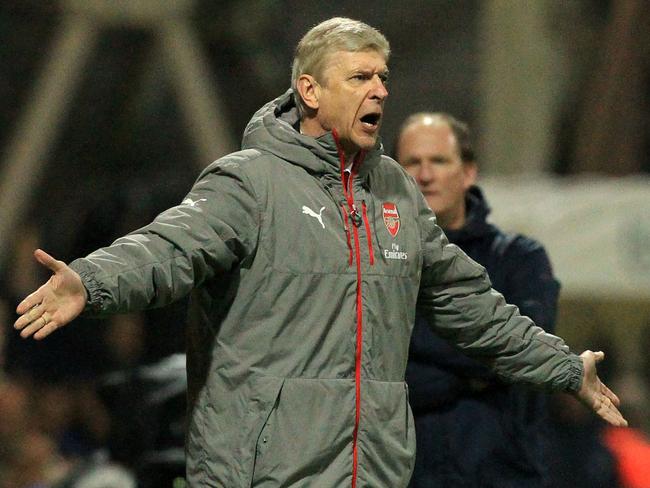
[356, 137, 378, 152]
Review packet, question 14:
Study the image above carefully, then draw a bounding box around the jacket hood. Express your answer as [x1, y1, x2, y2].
[241, 89, 383, 179]
[445, 185, 497, 243]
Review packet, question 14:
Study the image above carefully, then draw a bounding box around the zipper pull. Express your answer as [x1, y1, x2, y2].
[349, 204, 363, 228]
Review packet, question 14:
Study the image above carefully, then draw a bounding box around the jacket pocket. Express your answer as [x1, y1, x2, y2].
[357, 380, 416, 487]
[249, 377, 356, 487]
[237, 376, 286, 487]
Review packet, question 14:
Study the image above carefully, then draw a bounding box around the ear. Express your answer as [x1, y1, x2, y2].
[296, 74, 321, 110]
[462, 162, 478, 190]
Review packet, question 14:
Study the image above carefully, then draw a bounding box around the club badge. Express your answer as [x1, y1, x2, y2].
[382, 202, 400, 237]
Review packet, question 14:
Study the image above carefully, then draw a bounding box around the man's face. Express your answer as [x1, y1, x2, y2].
[314, 50, 389, 156]
[396, 121, 476, 229]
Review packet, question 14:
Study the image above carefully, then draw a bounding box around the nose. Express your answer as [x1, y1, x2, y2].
[416, 162, 434, 184]
[370, 75, 389, 100]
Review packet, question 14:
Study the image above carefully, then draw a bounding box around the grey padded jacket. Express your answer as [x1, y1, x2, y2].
[70, 90, 583, 488]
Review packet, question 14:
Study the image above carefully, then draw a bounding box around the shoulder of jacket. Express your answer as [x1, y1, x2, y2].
[199, 149, 266, 177]
[373, 155, 421, 195]
[378, 154, 406, 173]
[494, 231, 548, 260]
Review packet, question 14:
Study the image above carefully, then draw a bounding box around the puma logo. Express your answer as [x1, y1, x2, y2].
[302, 205, 326, 229]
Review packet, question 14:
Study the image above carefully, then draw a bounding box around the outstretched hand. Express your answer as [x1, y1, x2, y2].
[14, 249, 87, 340]
[575, 350, 628, 427]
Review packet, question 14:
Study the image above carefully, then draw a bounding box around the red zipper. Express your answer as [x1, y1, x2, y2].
[350, 206, 363, 488]
[332, 129, 367, 488]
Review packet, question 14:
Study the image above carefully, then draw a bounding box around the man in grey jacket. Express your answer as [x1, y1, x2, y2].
[14, 17, 625, 488]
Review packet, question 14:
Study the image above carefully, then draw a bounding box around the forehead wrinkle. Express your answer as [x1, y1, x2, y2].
[320, 50, 387, 83]
[349, 59, 388, 76]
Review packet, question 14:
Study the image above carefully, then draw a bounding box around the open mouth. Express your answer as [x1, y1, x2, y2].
[360, 113, 381, 129]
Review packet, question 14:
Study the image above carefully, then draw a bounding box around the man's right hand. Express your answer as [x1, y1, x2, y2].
[14, 249, 87, 340]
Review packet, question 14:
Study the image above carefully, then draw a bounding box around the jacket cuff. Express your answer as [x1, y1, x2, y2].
[560, 353, 584, 393]
[69, 259, 106, 315]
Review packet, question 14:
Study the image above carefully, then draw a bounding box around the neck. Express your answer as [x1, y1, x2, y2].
[299, 118, 326, 139]
[300, 119, 357, 161]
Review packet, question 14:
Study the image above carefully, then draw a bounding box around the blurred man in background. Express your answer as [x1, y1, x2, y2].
[396, 112, 560, 488]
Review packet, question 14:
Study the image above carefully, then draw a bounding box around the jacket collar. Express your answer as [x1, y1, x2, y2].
[444, 186, 497, 243]
[242, 89, 383, 180]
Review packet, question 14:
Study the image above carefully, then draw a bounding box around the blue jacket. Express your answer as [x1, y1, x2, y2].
[407, 186, 560, 488]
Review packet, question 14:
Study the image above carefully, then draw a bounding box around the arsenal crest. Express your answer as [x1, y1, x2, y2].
[382, 202, 400, 237]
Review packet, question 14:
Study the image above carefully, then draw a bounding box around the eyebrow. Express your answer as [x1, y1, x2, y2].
[349, 68, 390, 81]
[349, 64, 389, 74]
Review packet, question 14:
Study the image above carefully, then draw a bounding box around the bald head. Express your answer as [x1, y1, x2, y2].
[396, 112, 474, 164]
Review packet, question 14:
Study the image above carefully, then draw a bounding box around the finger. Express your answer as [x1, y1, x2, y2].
[19, 315, 49, 339]
[601, 403, 628, 427]
[16, 290, 45, 315]
[34, 248, 66, 273]
[594, 392, 628, 427]
[599, 408, 626, 427]
[14, 302, 45, 329]
[34, 319, 60, 340]
[593, 350, 605, 362]
[601, 382, 621, 407]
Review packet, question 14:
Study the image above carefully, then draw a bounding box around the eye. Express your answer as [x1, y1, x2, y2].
[379, 73, 389, 85]
[432, 157, 450, 165]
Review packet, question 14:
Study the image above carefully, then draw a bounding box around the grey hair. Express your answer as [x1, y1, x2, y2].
[291, 17, 390, 117]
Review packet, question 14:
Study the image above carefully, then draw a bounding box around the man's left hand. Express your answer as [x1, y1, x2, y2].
[575, 350, 628, 427]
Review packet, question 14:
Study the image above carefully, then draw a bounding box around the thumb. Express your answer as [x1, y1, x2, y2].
[581, 350, 605, 364]
[34, 249, 65, 273]
[593, 351, 605, 363]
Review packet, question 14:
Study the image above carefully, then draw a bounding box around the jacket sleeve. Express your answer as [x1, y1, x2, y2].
[69, 156, 260, 315]
[414, 191, 582, 392]
[408, 236, 562, 399]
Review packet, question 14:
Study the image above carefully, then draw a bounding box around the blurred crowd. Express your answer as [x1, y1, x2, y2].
[0, 185, 189, 488]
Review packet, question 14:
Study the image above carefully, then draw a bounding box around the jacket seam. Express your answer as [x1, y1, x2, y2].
[235, 161, 264, 262]
[87, 238, 227, 286]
